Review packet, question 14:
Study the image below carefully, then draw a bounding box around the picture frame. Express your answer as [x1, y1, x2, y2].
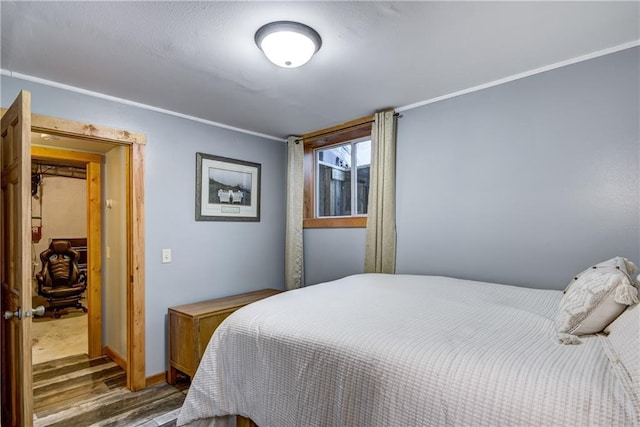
[195, 152, 261, 222]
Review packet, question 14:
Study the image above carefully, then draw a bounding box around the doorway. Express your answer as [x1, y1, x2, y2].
[31, 144, 106, 360]
[30, 157, 90, 364]
[28, 111, 147, 391]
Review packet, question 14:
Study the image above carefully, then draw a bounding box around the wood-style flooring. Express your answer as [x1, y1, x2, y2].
[33, 354, 189, 426]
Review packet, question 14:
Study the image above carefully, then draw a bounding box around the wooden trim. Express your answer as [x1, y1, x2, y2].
[87, 161, 102, 358]
[302, 116, 373, 228]
[31, 146, 103, 165]
[304, 124, 372, 150]
[28, 111, 146, 145]
[145, 372, 167, 387]
[126, 145, 133, 388]
[303, 147, 314, 219]
[304, 217, 367, 228]
[302, 114, 373, 147]
[103, 345, 127, 371]
[127, 142, 146, 391]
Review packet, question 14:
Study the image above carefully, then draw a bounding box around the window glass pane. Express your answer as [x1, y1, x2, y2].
[316, 145, 352, 217]
[355, 140, 371, 215]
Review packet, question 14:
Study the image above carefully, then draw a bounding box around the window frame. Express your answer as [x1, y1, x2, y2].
[303, 115, 373, 229]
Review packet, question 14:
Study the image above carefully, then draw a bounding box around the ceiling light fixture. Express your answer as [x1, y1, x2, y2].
[255, 21, 322, 68]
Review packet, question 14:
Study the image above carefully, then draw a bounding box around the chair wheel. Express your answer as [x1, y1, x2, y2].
[82, 307, 88, 313]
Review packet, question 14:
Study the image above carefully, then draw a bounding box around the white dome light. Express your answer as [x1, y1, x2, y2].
[255, 21, 322, 68]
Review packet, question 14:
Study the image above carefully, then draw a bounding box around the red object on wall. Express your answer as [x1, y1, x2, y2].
[32, 225, 42, 243]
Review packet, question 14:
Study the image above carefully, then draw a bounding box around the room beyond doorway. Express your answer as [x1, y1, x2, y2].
[31, 136, 130, 369]
[31, 156, 89, 364]
[31, 143, 103, 362]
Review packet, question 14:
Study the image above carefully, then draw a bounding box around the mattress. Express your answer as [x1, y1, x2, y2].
[178, 274, 638, 426]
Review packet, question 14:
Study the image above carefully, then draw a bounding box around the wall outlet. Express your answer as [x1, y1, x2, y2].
[161, 249, 172, 264]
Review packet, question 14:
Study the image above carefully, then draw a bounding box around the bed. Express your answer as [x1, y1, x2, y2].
[177, 273, 639, 426]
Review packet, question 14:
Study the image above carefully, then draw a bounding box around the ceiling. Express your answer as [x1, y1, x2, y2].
[2, 1, 638, 139]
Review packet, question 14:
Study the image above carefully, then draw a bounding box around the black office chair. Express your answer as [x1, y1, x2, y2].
[35, 240, 88, 318]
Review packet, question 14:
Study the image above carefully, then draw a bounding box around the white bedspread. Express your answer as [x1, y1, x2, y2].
[178, 274, 638, 426]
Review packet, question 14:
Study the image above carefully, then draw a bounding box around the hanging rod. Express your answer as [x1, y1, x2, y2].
[32, 164, 87, 180]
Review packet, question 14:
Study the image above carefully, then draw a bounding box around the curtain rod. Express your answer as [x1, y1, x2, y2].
[293, 113, 401, 144]
[294, 120, 372, 144]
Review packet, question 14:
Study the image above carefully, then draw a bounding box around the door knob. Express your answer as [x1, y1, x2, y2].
[23, 306, 46, 318]
[3, 308, 22, 320]
[32, 306, 46, 317]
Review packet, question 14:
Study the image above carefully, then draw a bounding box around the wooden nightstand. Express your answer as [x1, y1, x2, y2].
[167, 288, 282, 384]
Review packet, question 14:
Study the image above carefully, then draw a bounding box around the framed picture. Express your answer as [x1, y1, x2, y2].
[195, 153, 261, 221]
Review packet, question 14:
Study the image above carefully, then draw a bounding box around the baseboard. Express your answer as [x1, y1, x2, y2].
[146, 371, 167, 387]
[103, 345, 166, 388]
[103, 345, 126, 370]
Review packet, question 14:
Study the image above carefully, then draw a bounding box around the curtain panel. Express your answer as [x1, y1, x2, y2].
[285, 136, 304, 289]
[364, 110, 397, 274]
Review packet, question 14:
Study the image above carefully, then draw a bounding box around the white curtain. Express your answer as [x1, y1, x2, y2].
[364, 110, 397, 274]
[285, 136, 304, 289]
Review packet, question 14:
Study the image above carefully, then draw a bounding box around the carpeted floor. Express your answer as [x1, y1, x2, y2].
[32, 311, 87, 364]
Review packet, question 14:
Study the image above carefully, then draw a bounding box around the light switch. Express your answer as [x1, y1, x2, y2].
[106, 246, 111, 259]
[161, 249, 172, 264]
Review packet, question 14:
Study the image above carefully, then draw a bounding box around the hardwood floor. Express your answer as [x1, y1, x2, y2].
[33, 354, 188, 426]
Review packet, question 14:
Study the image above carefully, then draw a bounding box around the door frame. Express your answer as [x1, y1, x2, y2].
[28, 112, 147, 390]
[31, 146, 104, 358]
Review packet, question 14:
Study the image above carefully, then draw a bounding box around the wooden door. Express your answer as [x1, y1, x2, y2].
[1, 90, 33, 427]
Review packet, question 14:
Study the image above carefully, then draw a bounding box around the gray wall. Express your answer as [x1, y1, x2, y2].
[303, 47, 639, 290]
[303, 228, 366, 285]
[1, 76, 286, 376]
[396, 47, 639, 289]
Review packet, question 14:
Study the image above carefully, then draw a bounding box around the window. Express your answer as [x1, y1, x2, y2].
[303, 116, 372, 228]
[316, 139, 371, 217]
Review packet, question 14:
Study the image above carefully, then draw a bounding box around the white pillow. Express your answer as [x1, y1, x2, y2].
[555, 257, 639, 344]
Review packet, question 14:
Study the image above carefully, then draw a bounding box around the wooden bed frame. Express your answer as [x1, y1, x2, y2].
[237, 416, 257, 427]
